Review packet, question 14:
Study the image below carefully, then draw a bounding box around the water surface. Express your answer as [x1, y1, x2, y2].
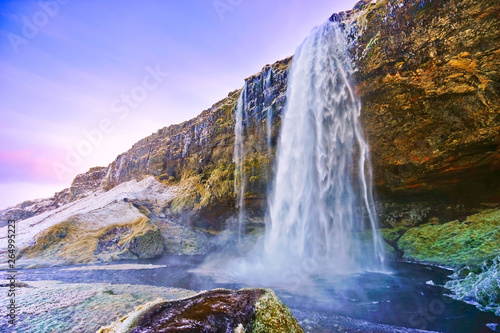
[16, 256, 498, 332]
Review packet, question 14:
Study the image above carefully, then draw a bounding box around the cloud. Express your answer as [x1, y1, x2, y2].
[0, 147, 66, 183]
[0, 0, 361, 207]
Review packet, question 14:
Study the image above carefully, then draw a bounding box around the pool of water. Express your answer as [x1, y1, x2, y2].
[15, 256, 499, 332]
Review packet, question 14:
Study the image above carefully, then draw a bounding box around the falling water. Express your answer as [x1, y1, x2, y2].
[261, 20, 384, 275]
[233, 83, 247, 242]
[264, 69, 273, 151]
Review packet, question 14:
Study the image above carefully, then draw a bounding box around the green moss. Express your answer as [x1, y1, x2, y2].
[170, 163, 234, 213]
[358, 230, 399, 260]
[19, 218, 78, 257]
[242, 152, 272, 193]
[249, 289, 304, 333]
[170, 172, 204, 213]
[128, 229, 164, 259]
[397, 208, 500, 266]
[380, 226, 408, 244]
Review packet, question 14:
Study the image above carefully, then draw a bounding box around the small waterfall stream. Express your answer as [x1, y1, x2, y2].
[233, 83, 247, 242]
[265, 69, 273, 151]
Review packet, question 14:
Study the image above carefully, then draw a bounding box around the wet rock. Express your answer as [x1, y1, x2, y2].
[98, 288, 303, 333]
[351, 0, 500, 213]
[445, 255, 500, 316]
[128, 228, 164, 259]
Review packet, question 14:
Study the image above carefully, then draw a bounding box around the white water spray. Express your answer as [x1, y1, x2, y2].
[216, 20, 385, 287]
[260, 20, 384, 276]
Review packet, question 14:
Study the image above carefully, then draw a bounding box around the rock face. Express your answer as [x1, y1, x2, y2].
[96, 57, 292, 231]
[69, 166, 108, 199]
[2, 0, 499, 249]
[98, 288, 303, 333]
[349, 0, 500, 225]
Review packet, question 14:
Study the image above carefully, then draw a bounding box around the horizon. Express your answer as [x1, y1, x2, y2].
[0, 0, 359, 209]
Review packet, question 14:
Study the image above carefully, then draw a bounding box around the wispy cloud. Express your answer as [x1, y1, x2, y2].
[0, 0, 360, 207]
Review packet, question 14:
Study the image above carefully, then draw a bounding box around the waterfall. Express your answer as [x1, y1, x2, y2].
[233, 83, 247, 242]
[261, 20, 384, 276]
[265, 69, 273, 151]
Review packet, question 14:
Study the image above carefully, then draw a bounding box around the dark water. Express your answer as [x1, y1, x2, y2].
[16, 256, 499, 333]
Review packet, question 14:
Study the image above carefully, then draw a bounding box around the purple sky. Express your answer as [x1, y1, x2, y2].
[0, 0, 359, 209]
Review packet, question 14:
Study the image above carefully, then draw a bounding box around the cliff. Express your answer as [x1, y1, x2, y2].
[350, 0, 500, 226]
[2, 0, 499, 237]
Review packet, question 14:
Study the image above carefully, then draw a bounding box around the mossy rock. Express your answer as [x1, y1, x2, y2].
[249, 289, 303, 333]
[445, 255, 500, 316]
[170, 162, 235, 214]
[128, 229, 164, 259]
[358, 230, 399, 261]
[98, 288, 303, 333]
[380, 226, 408, 244]
[397, 208, 500, 267]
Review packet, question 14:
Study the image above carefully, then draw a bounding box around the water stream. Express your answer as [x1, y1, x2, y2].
[229, 20, 385, 284]
[233, 83, 247, 242]
[13, 258, 499, 332]
[265, 68, 273, 151]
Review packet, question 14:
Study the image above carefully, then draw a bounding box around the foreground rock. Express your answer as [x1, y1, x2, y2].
[0, 280, 197, 333]
[98, 288, 303, 333]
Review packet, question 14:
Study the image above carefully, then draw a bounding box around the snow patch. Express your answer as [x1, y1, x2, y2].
[0, 176, 177, 251]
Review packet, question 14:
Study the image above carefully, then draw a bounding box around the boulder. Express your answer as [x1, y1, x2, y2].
[98, 288, 303, 333]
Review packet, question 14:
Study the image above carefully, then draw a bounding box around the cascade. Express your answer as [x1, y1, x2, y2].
[260, 20, 384, 275]
[264, 69, 273, 151]
[233, 83, 247, 242]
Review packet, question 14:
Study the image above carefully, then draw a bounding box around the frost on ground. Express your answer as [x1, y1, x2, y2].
[60, 264, 167, 271]
[0, 176, 176, 250]
[0, 177, 178, 267]
[0, 280, 196, 333]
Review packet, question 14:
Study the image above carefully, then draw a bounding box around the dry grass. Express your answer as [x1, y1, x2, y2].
[19, 215, 159, 264]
